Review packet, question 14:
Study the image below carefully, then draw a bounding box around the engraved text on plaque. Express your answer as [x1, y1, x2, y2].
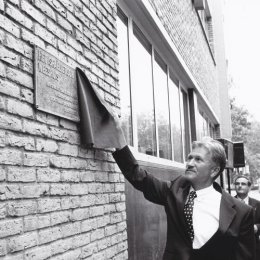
[35, 46, 79, 122]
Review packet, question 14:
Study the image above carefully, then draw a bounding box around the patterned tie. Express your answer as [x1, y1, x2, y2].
[184, 190, 197, 241]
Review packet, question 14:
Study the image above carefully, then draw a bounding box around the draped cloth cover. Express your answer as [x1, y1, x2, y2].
[76, 67, 124, 149]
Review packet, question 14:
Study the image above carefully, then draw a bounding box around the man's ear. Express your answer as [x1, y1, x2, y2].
[210, 167, 220, 179]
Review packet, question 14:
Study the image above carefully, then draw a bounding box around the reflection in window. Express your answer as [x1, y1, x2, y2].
[132, 24, 156, 155]
[154, 53, 171, 159]
[169, 77, 183, 162]
[117, 9, 133, 145]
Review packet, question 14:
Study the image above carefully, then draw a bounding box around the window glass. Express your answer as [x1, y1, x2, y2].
[169, 77, 183, 162]
[198, 111, 212, 140]
[154, 53, 171, 159]
[132, 24, 156, 155]
[198, 112, 203, 140]
[180, 90, 190, 158]
[117, 9, 133, 145]
[116, 8, 192, 163]
[198, 10, 209, 39]
[209, 124, 215, 138]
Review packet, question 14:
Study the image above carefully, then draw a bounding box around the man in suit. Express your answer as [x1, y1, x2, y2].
[113, 136, 255, 260]
[234, 175, 260, 259]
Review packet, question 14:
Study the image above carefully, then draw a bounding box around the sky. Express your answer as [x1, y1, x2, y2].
[223, 0, 260, 121]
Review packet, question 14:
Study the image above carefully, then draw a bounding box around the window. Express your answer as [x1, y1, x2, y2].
[154, 52, 171, 159]
[198, 111, 216, 140]
[131, 24, 157, 155]
[194, 0, 214, 56]
[168, 76, 183, 162]
[117, 9, 133, 145]
[116, 7, 191, 164]
[198, 10, 209, 38]
[180, 89, 190, 159]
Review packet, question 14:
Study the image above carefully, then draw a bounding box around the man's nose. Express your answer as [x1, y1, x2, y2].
[186, 159, 195, 167]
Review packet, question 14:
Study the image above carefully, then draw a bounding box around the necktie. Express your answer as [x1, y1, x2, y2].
[184, 190, 197, 241]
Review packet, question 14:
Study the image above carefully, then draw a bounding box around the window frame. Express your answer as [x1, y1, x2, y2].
[116, 2, 218, 167]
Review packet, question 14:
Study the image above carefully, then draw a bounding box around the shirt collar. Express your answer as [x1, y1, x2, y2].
[190, 185, 216, 198]
[238, 195, 249, 204]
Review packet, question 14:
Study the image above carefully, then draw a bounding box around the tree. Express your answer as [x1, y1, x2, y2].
[230, 98, 251, 143]
[230, 98, 260, 180]
[245, 122, 260, 179]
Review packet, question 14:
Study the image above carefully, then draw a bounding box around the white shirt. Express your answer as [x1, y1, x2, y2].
[188, 185, 221, 249]
[237, 196, 249, 205]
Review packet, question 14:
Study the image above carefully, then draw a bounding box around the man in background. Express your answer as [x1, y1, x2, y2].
[234, 175, 260, 258]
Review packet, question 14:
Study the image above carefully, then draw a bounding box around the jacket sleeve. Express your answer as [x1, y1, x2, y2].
[236, 206, 256, 260]
[113, 146, 170, 205]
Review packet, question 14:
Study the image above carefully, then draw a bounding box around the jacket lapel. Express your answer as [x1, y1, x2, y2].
[219, 191, 236, 234]
[249, 197, 255, 207]
[175, 183, 192, 244]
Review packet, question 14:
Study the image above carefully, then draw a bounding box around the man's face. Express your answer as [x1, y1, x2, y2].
[185, 146, 218, 190]
[235, 177, 250, 197]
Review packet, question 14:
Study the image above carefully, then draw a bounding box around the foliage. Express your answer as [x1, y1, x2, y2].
[230, 98, 260, 180]
[230, 98, 251, 143]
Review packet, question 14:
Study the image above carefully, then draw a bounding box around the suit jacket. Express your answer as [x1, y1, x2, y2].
[235, 195, 260, 258]
[249, 197, 260, 259]
[113, 146, 256, 260]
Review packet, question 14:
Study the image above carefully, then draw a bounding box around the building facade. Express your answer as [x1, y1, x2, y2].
[0, 0, 231, 259]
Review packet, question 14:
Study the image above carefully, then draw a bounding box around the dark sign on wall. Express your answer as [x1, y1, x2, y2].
[216, 138, 234, 169]
[233, 142, 245, 168]
[34, 46, 79, 122]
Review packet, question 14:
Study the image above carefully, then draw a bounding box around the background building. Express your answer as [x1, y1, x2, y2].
[0, 0, 231, 259]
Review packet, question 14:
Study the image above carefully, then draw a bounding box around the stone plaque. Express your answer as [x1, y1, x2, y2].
[35, 46, 79, 122]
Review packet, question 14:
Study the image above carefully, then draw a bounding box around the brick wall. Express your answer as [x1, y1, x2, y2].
[148, 0, 221, 117]
[0, 0, 128, 259]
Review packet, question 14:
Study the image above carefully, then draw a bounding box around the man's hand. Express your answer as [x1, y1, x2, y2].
[114, 116, 127, 150]
[254, 224, 258, 234]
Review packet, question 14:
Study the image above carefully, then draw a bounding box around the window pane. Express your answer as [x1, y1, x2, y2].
[203, 115, 208, 136]
[180, 90, 190, 159]
[132, 25, 156, 155]
[117, 10, 133, 145]
[198, 111, 209, 139]
[169, 77, 183, 162]
[154, 53, 171, 159]
[198, 112, 203, 140]
[210, 124, 215, 138]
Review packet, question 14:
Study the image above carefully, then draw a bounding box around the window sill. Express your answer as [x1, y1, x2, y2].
[129, 145, 186, 170]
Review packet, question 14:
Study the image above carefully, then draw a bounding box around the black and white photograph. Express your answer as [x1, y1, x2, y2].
[0, 0, 260, 259]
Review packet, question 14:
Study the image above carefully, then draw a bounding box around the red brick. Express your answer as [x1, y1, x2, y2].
[0, 14, 20, 37]
[0, 46, 20, 67]
[0, 219, 23, 238]
[35, 0, 56, 20]
[6, 3, 33, 30]
[7, 166, 36, 182]
[0, 147, 22, 165]
[6, 67, 33, 89]
[21, 0, 46, 26]
[7, 200, 37, 216]
[7, 99, 34, 119]
[35, 23, 57, 46]
[7, 232, 38, 253]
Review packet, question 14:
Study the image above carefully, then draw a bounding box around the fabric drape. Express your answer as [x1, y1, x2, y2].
[76, 67, 123, 149]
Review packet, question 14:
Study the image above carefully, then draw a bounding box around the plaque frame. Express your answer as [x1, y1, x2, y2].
[34, 46, 79, 122]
